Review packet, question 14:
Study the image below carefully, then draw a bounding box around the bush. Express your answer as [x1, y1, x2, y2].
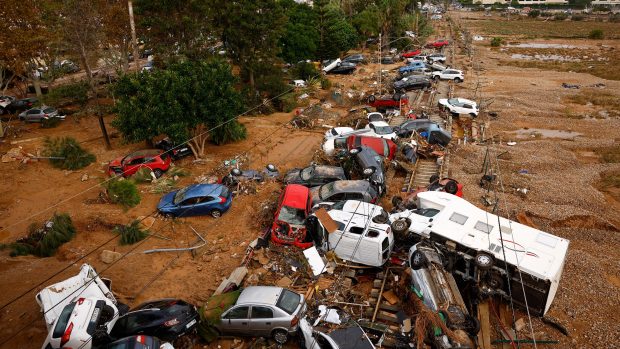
[114, 220, 148, 245]
[571, 14, 585, 21]
[41, 117, 62, 129]
[610, 13, 620, 23]
[553, 13, 568, 20]
[540, 11, 553, 17]
[490, 37, 503, 47]
[104, 179, 141, 209]
[589, 29, 604, 39]
[278, 93, 298, 113]
[320, 77, 332, 90]
[131, 167, 155, 183]
[9, 213, 76, 257]
[291, 62, 319, 81]
[43, 137, 96, 170]
[44, 81, 89, 108]
[528, 9, 540, 18]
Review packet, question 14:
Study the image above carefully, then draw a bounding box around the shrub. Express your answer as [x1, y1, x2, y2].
[9, 213, 76, 257]
[540, 11, 552, 17]
[131, 167, 155, 183]
[589, 29, 604, 39]
[491, 37, 503, 47]
[44, 81, 89, 108]
[278, 93, 298, 113]
[528, 9, 540, 18]
[43, 137, 96, 170]
[41, 117, 62, 129]
[114, 220, 148, 245]
[104, 179, 141, 209]
[571, 14, 585, 21]
[320, 77, 332, 90]
[553, 13, 568, 21]
[291, 62, 319, 81]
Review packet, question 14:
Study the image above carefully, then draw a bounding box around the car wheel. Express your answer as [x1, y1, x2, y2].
[429, 174, 440, 184]
[433, 75, 440, 81]
[391, 218, 411, 234]
[391, 195, 403, 207]
[272, 329, 289, 344]
[392, 93, 403, 101]
[483, 273, 504, 290]
[210, 209, 222, 218]
[454, 77, 463, 83]
[368, 95, 376, 104]
[153, 168, 164, 178]
[469, 113, 477, 118]
[444, 180, 458, 194]
[410, 250, 428, 270]
[372, 211, 389, 224]
[475, 252, 494, 270]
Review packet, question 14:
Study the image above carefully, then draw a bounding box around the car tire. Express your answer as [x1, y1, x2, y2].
[410, 250, 427, 270]
[368, 95, 376, 104]
[391, 195, 403, 207]
[372, 211, 389, 224]
[211, 209, 222, 218]
[454, 77, 463, 83]
[433, 75, 440, 81]
[483, 273, 504, 290]
[470, 113, 477, 118]
[429, 174, 440, 184]
[391, 218, 411, 234]
[153, 169, 164, 178]
[475, 252, 494, 270]
[272, 329, 289, 344]
[444, 180, 458, 194]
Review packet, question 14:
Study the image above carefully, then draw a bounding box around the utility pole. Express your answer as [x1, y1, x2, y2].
[128, 1, 139, 66]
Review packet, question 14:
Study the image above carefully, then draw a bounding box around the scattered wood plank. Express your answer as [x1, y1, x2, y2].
[478, 299, 492, 349]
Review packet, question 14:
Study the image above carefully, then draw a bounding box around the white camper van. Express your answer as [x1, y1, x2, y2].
[36, 264, 118, 330]
[390, 191, 569, 315]
[306, 200, 394, 267]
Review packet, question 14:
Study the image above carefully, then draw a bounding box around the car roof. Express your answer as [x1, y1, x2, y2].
[237, 286, 284, 306]
[128, 149, 163, 158]
[181, 184, 225, 199]
[282, 184, 310, 209]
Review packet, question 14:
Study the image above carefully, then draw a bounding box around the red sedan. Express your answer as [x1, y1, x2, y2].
[107, 149, 171, 178]
[427, 40, 449, 49]
[367, 93, 409, 111]
[401, 49, 422, 58]
[271, 184, 314, 249]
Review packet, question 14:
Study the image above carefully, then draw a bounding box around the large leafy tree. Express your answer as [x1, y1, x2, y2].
[279, 0, 319, 63]
[315, 0, 358, 61]
[112, 60, 246, 158]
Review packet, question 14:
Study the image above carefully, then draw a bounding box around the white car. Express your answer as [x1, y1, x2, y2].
[367, 112, 384, 122]
[427, 53, 447, 63]
[322, 137, 348, 156]
[322, 58, 341, 73]
[324, 127, 354, 140]
[363, 121, 397, 140]
[438, 97, 478, 117]
[432, 69, 464, 82]
[42, 297, 119, 349]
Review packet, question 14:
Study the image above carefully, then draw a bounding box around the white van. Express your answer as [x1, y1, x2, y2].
[36, 264, 118, 330]
[306, 200, 394, 267]
[390, 191, 569, 316]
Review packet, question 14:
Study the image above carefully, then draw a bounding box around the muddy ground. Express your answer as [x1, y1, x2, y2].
[0, 12, 619, 349]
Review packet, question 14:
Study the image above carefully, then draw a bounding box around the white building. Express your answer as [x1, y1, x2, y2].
[475, 0, 568, 4]
[591, 0, 620, 5]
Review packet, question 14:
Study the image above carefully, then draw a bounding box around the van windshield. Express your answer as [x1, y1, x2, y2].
[276, 289, 300, 314]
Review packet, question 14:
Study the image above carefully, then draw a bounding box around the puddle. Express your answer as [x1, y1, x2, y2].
[506, 43, 581, 49]
[514, 128, 581, 139]
[511, 53, 581, 62]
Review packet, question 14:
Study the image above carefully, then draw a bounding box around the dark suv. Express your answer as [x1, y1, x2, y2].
[393, 76, 432, 92]
[346, 146, 386, 196]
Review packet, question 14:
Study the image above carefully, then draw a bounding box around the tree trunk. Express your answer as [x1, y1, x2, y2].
[249, 68, 255, 90]
[2, 72, 15, 95]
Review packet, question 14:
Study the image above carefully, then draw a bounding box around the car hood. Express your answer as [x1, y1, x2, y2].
[108, 157, 123, 168]
[283, 169, 303, 184]
[158, 191, 177, 211]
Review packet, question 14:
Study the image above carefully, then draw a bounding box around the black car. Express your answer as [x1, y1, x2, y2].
[154, 137, 193, 160]
[98, 335, 171, 349]
[347, 146, 386, 196]
[283, 165, 347, 187]
[393, 119, 451, 146]
[342, 53, 366, 64]
[393, 76, 432, 92]
[328, 61, 356, 75]
[309, 180, 379, 206]
[5, 97, 38, 114]
[110, 299, 199, 342]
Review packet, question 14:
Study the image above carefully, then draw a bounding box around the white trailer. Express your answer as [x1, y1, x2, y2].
[390, 191, 569, 315]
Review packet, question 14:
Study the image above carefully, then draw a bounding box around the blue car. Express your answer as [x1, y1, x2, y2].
[399, 61, 427, 74]
[157, 184, 232, 218]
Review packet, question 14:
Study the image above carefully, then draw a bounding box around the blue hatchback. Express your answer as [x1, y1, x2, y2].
[157, 184, 232, 218]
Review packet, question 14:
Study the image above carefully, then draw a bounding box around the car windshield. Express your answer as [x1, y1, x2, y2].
[330, 129, 339, 136]
[43, 107, 55, 113]
[447, 98, 460, 106]
[319, 182, 335, 199]
[277, 206, 306, 226]
[300, 167, 314, 181]
[276, 289, 301, 314]
[53, 302, 77, 338]
[334, 138, 347, 149]
[173, 186, 192, 205]
[373, 125, 393, 135]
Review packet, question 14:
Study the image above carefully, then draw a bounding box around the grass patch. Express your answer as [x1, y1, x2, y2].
[197, 290, 241, 343]
[463, 18, 620, 39]
[595, 146, 620, 163]
[6, 213, 76, 257]
[600, 173, 620, 188]
[114, 220, 148, 245]
[43, 137, 96, 170]
[567, 90, 620, 110]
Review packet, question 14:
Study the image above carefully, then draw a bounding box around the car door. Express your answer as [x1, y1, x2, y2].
[220, 306, 250, 335]
[195, 196, 216, 215]
[249, 306, 276, 337]
[125, 157, 146, 175]
[26, 109, 40, 121]
[177, 197, 202, 216]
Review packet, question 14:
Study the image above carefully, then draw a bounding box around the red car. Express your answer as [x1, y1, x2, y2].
[271, 184, 314, 249]
[367, 93, 409, 111]
[345, 135, 397, 160]
[401, 49, 421, 58]
[427, 40, 449, 49]
[108, 149, 171, 178]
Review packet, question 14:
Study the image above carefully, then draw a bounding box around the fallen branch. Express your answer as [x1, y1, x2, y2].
[143, 226, 206, 254]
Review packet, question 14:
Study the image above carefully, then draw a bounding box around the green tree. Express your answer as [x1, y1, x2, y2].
[352, 5, 381, 49]
[279, 0, 320, 63]
[113, 60, 245, 158]
[213, 0, 286, 91]
[315, 0, 358, 60]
